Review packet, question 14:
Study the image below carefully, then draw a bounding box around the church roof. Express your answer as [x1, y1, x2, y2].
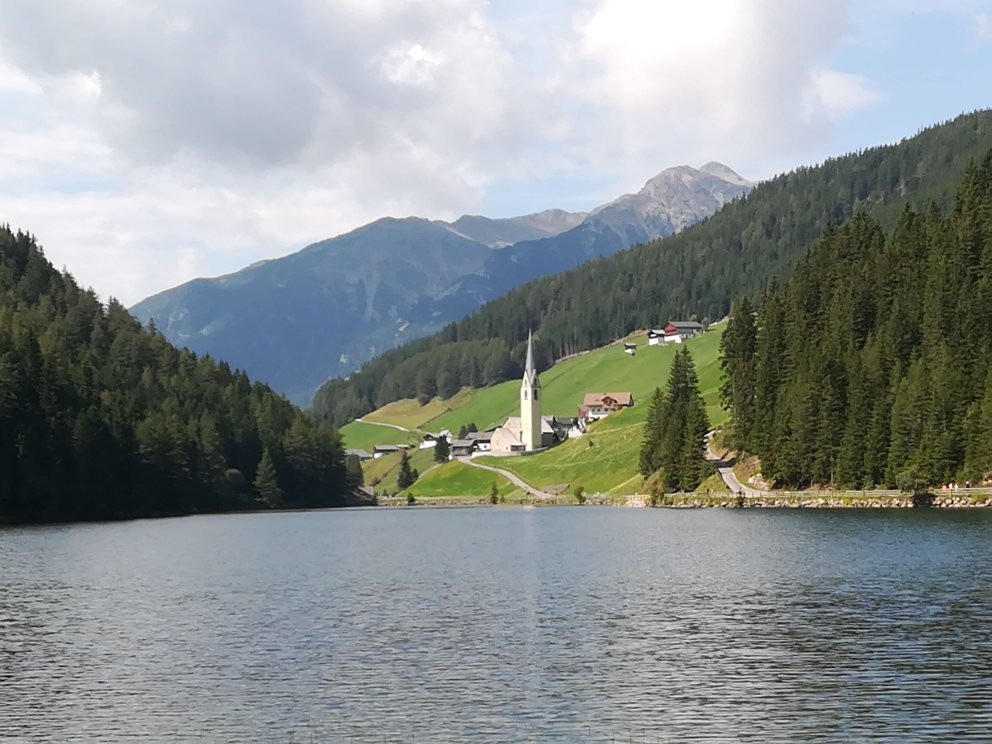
[503, 416, 554, 435]
[523, 331, 539, 386]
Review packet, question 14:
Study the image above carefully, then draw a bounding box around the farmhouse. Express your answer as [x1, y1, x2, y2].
[420, 430, 451, 449]
[372, 444, 402, 459]
[345, 448, 373, 461]
[449, 439, 476, 458]
[647, 321, 704, 345]
[465, 430, 493, 452]
[579, 392, 634, 421]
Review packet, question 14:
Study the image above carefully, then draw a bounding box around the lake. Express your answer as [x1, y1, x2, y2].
[2, 506, 991, 742]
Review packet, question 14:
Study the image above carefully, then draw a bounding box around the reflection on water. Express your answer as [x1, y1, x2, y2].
[2, 507, 991, 741]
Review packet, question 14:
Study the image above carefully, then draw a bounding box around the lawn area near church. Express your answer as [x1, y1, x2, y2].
[398, 461, 523, 501]
[474, 331, 728, 494]
[339, 419, 419, 450]
[410, 323, 727, 435]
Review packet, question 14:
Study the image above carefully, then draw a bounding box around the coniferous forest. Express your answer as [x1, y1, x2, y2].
[721, 151, 992, 489]
[312, 110, 992, 428]
[639, 347, 710, 492]
[0, 228, 352, 524]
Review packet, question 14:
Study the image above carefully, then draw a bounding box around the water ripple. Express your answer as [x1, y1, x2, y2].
[1, 507, 991, 741]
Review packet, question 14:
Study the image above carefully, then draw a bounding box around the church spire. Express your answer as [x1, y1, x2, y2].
[523, 330, 539, 387]
[520, 329, 541, 451]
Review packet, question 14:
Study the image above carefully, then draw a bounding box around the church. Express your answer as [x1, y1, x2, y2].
[490, 332, 555, 455]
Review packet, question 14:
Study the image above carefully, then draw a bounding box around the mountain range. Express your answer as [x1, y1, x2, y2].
[131, 163, 751, 403]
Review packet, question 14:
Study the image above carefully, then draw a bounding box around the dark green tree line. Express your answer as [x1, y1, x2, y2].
[0, 227, 352, 523]
[722, 150, 992, 489]
[640, 346, 710, 491]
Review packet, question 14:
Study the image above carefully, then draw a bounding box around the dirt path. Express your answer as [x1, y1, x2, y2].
[457, 457, 556, 499]
[355, 418, 413, 433]
[705, 431, 764, 498]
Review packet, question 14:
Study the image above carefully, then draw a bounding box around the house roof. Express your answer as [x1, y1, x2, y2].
[582, 392, 633, 407]
[449, 439, 475, 449]
[345, 448, 372, 459]
[465, 431, 492, 442]
[667, 320, 704, 331]
[373, 444, 400, 452]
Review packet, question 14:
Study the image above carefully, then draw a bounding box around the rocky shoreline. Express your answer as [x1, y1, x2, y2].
[659, 494, 992, 509]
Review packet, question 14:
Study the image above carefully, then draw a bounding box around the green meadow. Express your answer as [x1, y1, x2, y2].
[339, 419, 420, 450]
[400, 461, 523, 501]
[348, 325, 727, 495]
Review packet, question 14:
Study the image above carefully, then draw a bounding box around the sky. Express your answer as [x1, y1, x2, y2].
[0, 0, 989, 306]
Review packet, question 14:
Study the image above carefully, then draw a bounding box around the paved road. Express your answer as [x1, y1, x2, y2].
[457, 457, 556, 499]
[355, 418, 413, 433]
[705, 431, 764, 498]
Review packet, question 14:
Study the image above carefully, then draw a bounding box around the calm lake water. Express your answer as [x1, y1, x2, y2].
[2, 506, 991, 742]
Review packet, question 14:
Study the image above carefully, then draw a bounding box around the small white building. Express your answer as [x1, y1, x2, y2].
[647, 321, 704, 345]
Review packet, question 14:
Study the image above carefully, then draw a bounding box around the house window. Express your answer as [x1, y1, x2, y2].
[523, 390, 528, 400]
[533, 390, 539, 400]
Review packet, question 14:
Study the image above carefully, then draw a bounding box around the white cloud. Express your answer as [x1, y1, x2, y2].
[0, 0, 889, 306]
[978, 13, 992, 40]
[804, 69, 882, 116]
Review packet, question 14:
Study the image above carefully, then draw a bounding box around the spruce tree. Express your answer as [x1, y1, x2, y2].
[434, 436, 450, 463]
[719, 296, 758, 452]
[640, 347, 710, 491]
[396, 450, 416, 490]
[254, 448, 283, 507]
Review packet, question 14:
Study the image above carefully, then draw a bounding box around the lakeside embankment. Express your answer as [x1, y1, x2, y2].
[376, 491, 992, 508]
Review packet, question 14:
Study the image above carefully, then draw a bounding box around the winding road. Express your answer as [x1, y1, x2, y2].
[705, 431, 764, 498]
[457, 457, 556, 499]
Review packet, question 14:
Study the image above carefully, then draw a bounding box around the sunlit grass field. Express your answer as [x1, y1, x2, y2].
[351, 325, 728, 495]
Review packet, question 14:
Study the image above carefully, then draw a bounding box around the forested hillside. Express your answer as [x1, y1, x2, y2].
[313, 110, 992, 428]
[721, 152, 992, 489]
[0, 228, 352, 524]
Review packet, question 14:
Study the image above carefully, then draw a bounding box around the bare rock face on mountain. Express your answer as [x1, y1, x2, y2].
[449, 209, 587, 247]
[131, 163, 751, 404]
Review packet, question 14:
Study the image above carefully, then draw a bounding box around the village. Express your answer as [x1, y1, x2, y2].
[345, 320, 705, 464]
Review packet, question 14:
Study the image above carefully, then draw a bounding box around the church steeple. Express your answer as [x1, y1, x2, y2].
[520, 330, 542, 451]
[523, 330, 538, 387]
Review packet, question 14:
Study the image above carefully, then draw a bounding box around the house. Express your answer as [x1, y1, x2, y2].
[552, 416, 586, 439]
[345, 448, 373, 461]
[449, 439, 476, 458]
[578, 392, 634, 421]
[647, 321, 704, 345]
[623, 342, 636, 351]
[372, 444, 401, 459]
[420, 430, 451, 450]
[465, 430, 493, 452]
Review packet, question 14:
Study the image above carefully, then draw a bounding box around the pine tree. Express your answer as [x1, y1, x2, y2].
[638, 387, 666, 475]
[254, 448, 283, 508]
[434, 436, 450, 463]
[640, 347, 710, 491]
[396, 450, 417, 490]
[719, 296, 758, 451]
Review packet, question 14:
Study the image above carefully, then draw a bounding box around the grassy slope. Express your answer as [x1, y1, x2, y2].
[362, 446, 436, 494]
[339, 419, 420, 450]
[427, 325, 726, 434]
[475, 329, 727, 494]
[363, 388, 475, 430]
[354, 326, 727, 496]
[400, 462, 523, 501]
